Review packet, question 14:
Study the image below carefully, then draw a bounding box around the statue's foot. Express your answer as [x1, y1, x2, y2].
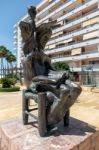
[46, 124, 55, 131]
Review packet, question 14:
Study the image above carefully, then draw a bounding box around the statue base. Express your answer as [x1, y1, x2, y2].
[0, 116, 99, 150]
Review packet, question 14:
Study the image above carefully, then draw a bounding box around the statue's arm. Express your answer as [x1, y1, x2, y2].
[32, 76, 57, 85]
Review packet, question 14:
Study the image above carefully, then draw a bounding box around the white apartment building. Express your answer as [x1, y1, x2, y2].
[14, 0, 99, 83]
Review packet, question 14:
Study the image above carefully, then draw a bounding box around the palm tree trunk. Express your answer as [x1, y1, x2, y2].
[11, 62, 13, 74]
[2, 58, 4, 77]
[0, 58, 1, 78]
[1, 58, 3, 78]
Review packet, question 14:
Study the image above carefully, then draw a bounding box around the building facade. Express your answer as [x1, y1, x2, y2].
[14, 0, 99, 84]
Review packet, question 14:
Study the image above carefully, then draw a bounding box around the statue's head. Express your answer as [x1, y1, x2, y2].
[28, 6, 36, 17]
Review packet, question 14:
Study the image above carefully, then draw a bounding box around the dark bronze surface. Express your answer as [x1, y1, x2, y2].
[20, 6, 82, 136]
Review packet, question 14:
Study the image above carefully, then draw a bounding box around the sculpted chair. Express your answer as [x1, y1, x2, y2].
[20, 6, 82, 136]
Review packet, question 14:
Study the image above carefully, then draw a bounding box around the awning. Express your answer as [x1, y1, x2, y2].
[83, 31, 98, 40]
[71, 48, 82, 56]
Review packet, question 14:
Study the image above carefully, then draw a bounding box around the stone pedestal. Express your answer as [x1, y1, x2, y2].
[0, 116, 99, 150]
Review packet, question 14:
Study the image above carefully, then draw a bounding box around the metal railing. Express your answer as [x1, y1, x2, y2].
[45, 37, 98, 51]
[49, 23, 99, 41]
[53, 8, 99, 34]
[0, 67, 23, 79]
[37, 0, 75, 25]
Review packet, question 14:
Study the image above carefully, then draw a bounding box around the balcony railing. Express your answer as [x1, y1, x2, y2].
[65, 9, 98, 25]
[36, 0, 97, 25]
[47, 23, 99, 45]
[70, 64, 99, 72]
[53, 9, 99, 34]
[13, 30, 18, 34]
[36, 0, 77, 25]
[36, 0, 60, 18]
[45, 38, 99, 54]
[58, 0, 97, 21]
[46, 38, 98, 51]
[52, 50, 98, 59]
[51, 51, 99, 63]
[37, 0, 48, 9]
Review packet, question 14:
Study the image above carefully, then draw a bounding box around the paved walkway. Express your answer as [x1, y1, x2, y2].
[71, 91, 99, 127]
[0, 92, 22, 121]
[0, 88, 99, 127]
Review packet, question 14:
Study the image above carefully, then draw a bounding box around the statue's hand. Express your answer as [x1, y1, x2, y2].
[56, 72, 69, 89]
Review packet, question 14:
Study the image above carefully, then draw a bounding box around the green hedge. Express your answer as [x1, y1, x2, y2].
[5, 73, 17, 79]
[1, 77, 17, 88]
[0, 86, 20, 92]
[52, 62, 70, 71]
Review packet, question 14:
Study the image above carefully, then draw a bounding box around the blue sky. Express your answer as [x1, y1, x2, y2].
[0, 0, 41, 54]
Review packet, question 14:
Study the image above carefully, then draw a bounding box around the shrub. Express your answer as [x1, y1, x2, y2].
[1, 77, 17, 88]
[0, 78, 2, 84]
[0, 86, 20, 92]
[9, 78, 17, 86]
[6, 73, 17, 79]
[52, 62, 70, 71]
[69, 74, 75, 81]
[1, 77, 12, 88]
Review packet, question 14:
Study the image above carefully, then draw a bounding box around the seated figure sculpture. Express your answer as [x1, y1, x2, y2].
[19, 6, 82, 135]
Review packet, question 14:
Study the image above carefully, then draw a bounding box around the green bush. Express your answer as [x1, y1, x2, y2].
[9, 78, 17, 86]
[52, 62, 70, 71]
[1, 77, 17, 88]
[0, 78, 2, 84]
[69, 74, 75, 81]
[6, 73, 17, 79]
[1, 77, 12, 88]
[0, 86, 20, 92]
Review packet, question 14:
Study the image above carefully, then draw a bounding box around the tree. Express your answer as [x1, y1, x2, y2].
[0, 46, 16, 77]
[6, 52, 16, 73]
[0, 46, 8, 77]
[52, 62, 70, 71]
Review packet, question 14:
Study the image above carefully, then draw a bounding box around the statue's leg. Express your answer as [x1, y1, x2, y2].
[38, 93, 47, 137]
[63, 109, 70, 127]
[61, 81, 82, 127]
[47, 87, 70, 126]
[36, 82, 60, 97]
[64, 80, 82, 108]
[47, 82, 82, 127]
[22, 90, 29, 125]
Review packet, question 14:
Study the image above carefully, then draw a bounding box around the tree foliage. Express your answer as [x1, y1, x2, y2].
[1, 76, 17, 88]
[0, 45, 16, 73]
[6, 52, 16, 63]
[52, 62, 70, 71]
[0, 46, 8, 57]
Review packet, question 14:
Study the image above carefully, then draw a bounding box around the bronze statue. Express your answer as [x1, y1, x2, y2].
[19, 6, 82, 136]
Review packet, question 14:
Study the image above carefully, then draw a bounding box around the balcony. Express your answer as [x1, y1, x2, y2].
[13, 30, 17, 34]
[47, 23, 99, 45]
[13, 24, 18, 28]
[13, 41, 17, 45]
[37, 0, 48, 10]
[45, 38, 99, 55]
[36, 0, 60, 18]
[70, 64, 99, 72]
[70, 67, 81, 72]
[53, 10, 99, 34]
[51, 51, 99, 63]
[13, 47, 17, 51]
[13, 35, 17, 39]
[58, 0, 98, 22]
[36, 0, 77, 26]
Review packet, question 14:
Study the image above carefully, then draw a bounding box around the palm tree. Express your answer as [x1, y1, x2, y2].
[0, 46, 16, 76]
[0, 46, 8, 77]
[6, 52, 16, 74]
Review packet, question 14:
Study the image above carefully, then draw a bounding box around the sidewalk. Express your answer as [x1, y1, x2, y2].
[0, 88, 99, 127]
